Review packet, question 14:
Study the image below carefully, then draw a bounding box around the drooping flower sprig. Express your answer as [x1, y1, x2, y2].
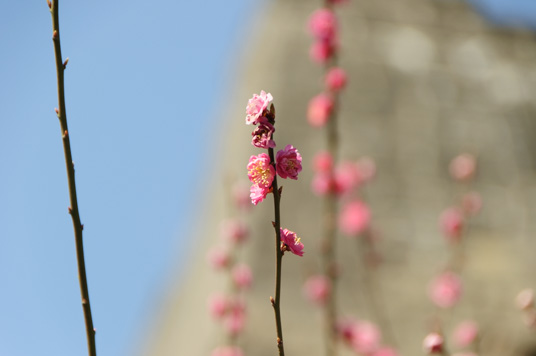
[245, 91, 304, 355]
[423, 154, 482, 355]
[305, 2, 349, 355]
[207, 183, 253, 356]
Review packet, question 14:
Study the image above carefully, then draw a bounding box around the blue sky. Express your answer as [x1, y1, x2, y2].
[469, 0, 536, 29]
[0, 1, 261, 355]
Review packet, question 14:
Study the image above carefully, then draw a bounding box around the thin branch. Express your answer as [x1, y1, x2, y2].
[269, 144, 285, 356]
[49, 1, 97, 355]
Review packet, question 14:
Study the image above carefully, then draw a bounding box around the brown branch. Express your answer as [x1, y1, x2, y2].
[49, 1, 97, 355]
[269, 144, 285, 356]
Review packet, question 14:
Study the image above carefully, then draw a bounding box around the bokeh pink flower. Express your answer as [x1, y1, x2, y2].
[313, 151, 333, 173]
[208, 293, 228, 320]
[307, 93, 334, 127]
[207, 247, 230, 270]
[211, 346, 244, 356]
[220, 219, 249, 245]
[516, 288, 534, 310]
[303, 275, 331, 306]
[373, 347, 399, 356]
[429, 271, 463, 308]
[310, 39, 336, 64]
[339, 200, 371, 236]
[449, 153, 476, 182]
[232, 263, 253, 290]
[439, 207, 464, 243]
[308, 8, 338, 41]
[423, 333, 444, 354]
[325, 67, 347, 91]
[351, 321, 381, 354]
[452, 320, 479, 348]
[334, 161, 360, 195]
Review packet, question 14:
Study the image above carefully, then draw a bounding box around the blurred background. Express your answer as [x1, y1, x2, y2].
[2, 0, 536, 355]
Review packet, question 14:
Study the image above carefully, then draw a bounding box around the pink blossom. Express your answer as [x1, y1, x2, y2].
[220, 219, 249, 245]
[339, 200, 371, 236]
[439, 207, 464, 242]
[250, 184, 269, 205]
[310, 39, 336, 64]
[334, 161, 360, 195]
[276, 145, 302, 180]
[462, 191, 482, 216]
[439, 207, 464, 243]
[311, 172, 333, 196]
[208, 293, 228, 319]
[325, 67, 347, 91]
[247, 153, 275, 188]
[303, 275, 331, 306]
[246, 90, 273, 125]
[452, 320, 479, 348]
[357, 156, 377, 183]
[223, 299, 246, 336]
[313, 151, 333, 173]
[280, 228, 304, 256]
[336, 317, 358, 345]
[307, 93, 334, 127]
[449, 153, 476, 182]
[207, 247, 230, 270]
[211, 346, 245, 356]
[232, 181, 252, 211]
[351, 321, 381, 354]
[516, 288, 534, 310]
[429, 271, 463, 308]
[373, 347, 399, 356]
[423, 333, 444, 354]
[308, 9, 338, 40]
[232, 264, 253, 290]
[251, 117, 276, 149]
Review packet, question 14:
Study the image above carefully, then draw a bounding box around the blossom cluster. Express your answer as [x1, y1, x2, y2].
[307, 4, 348, 128]
[423, 154, 482, 355]
[246, 91, 305, 258]
[246, 91, 303, 206]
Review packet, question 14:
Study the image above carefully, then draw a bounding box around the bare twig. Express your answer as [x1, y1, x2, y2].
[49, 1, 97, 355]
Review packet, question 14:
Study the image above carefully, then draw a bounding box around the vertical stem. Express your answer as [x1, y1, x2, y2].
[321, 115, 338, 356]
[49, 2, 97, 355]
[268, 145, 285, 356]
[319, 2, 340, 354]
